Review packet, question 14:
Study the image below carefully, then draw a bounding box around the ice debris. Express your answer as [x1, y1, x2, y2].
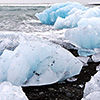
[82, 71, 100, 100]
[92, 53, 100, 62]
[96, 65, 100, 71]
[77, 56, 89, 65]
[65, 26, 100, 56]
[0, 32, 83, 86]
[35, 2, 88, 25]
[0, 82, 28, 100]
[0, 32, 19, 56]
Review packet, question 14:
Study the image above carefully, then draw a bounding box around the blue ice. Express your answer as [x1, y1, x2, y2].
[35, 2, 88, 25]
[65, 25, 100, 56]
[54, 7, 100, 29]
[0, 34, 83, 86]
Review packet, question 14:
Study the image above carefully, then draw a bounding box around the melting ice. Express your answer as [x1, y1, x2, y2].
[65, 25, 100, 56]
[36, 2, 100, 57]
[35, 2, 88, 25]
[0, 32, 83, 86]
[0, 82, 28, 100]
[82, 71, 100, 100]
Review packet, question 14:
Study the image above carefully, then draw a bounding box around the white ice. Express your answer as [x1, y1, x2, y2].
[54, 7, 100, 29]
[77, 56, 89, 64]
[65, 25, 100, 56]
[35, 2, 100, 57]
[92, 53, 100, 62]
[82, 71, 100, 100]
[0, 82, 28, 100]
[0, 32, 83, 86]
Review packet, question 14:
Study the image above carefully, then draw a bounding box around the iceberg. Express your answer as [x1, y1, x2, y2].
[35, 2, 88, 25]
[65, 25, 100, 56]
[54, 7, 100, 29]
[54, 9, 84, 29]
[82, 71, 100, 100]
[35, 2, 100, 30]
[78, 17, 100, 28]
[0, 82, 28, 100]
[0, 32, 83, 86]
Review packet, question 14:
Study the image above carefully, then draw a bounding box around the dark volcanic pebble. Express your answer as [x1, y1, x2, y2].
[22, 48, 100, 100]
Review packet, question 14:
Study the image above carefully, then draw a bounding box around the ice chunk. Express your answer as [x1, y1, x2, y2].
[78, 17, 100, 28]
[82, 7, 100, 18]
[54, 17, 66, 29]
[54, 7, 100, 29]
[77, 56, 89, 64]
[54, 9, 83, 29]
[65, 26, 100, 56]
[0, 82, 28, 100]
[0, 34, 83, 86]
[35, 2, 87, 25]
[65, 25, 100, 49]
[82, 71, 100, 100]
[67, 77, 77, 82]
[82, 92, 100, 100]
[92, 53, 100, 62]
[96, 65, 100, 71]
[78, 49, 95, 57]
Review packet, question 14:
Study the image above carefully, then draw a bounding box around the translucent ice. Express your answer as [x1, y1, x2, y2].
[54, 7, 100, 29]
[78, 17, 100, 28]
[65, 26, 100, 56]
[82, 71, 100, 100]
[0, 82, 28, 100]
[35, 2, 87, 25]
[54, 9, 84, 29]
[92, 53, 100, 62]
[0, 33, 83, 86]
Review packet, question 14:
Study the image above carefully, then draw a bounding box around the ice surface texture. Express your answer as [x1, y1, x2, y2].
[35, 2, 100, 29]
[0, 82, 28, 100]
[0, 32, 83, 86]
[0, 32, 19, 56]
[35, 2, 87, 25]
[82, 71, 100, 100]
[54, 7, 100, 29]
[65, 25, 100, 56]
[35, 2, 100, 56]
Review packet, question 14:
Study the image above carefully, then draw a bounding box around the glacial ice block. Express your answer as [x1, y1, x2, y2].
[0, 82, 28, 100]
[65, 25, 100, 56]
[54, 9, 83, 29]
[78, 17, 100, 28]
[82, 71, 100, 100]
[54, 7, 100, 29]
[35, 2, 87, 25]
[0, 36, 83, 86]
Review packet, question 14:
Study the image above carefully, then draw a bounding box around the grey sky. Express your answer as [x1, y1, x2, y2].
[0, 0, 100, 4]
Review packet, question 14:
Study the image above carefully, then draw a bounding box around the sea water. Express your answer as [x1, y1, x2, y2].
[0, 4, 54, 33]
